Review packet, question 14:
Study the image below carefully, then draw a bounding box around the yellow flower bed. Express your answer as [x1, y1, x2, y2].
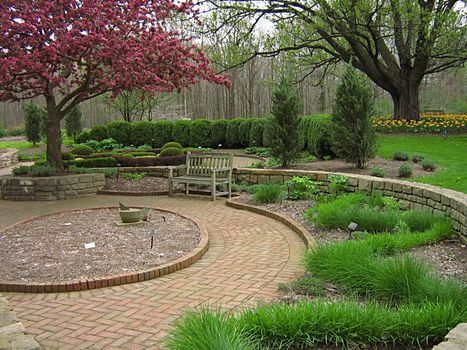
[372, 113, 467, 133]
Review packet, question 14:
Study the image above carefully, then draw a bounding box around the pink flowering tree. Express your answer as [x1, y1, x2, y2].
[0, 0, 228, 171]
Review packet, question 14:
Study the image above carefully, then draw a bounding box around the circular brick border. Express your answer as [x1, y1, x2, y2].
[0, 206, 209, 293]
[226, 199, 316, 250]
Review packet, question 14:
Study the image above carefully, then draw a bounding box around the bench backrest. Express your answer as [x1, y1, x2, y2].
[186, 152, 233, 177]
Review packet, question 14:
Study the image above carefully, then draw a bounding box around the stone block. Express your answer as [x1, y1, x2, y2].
[423, 189, 441, 202]
[57, 185, 71, 191]
[35, 178, 57, 187]
[72, 183, 86, 190]
[413, 187, 423, 196]
[401, 185, 413, 194]
[441, 195, 451, 206]
[79, 175, 92, 183]
[64, 190, 78, 197]
[384, 181, 394, 191]
[18, 180, 33, 186]
[358, 179, 372, 192]
[399, 200, 410, 210]
[392, 183, 402, 192]
[347, 178, 359, 186]
[372, 181, 384, 190]
[270, 175, 284, 184]
[249, 175, 258, 184]
[257, 175, 269, 184]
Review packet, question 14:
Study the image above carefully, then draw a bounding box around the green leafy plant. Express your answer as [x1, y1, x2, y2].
[412, 154, 424, 163]
[278, 273, 326, 297]
[65, 105, 83, 141]
[122, 172, 147, 181]
[71, 144, 95, 156]
[88, 124, 109, 142]
[68, 166, 117, 177]
[247, 161, 266, 169]
[369, 166, 386, 178]
[421, 159, 437, 172]
[74, 157, 118, 168]
[253, 184, 284, 204]
[162, 141, 183, 150]
[159, 147, 184, 157]
[331, 65, 377, 168]
[24, 101, 46, 145]
[401, 210, 447, 232]
[393, 151, 409, 161]
[286, 176, 320, 200]
[30, 164, 56, 176]
[327, 174, 348, 195]
[398, 163, 413, 177]
[12, 165, 32, 176]
[5, 127, 25, 136]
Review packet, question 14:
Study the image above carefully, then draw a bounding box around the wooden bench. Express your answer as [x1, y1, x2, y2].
[168, 152, 233, 201]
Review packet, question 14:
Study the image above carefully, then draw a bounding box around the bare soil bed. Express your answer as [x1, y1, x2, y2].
[0, 208, 200, 283]
[290, 157, 431, 179]
[233, 194, 466, 282]
[104, 176, 172, 193]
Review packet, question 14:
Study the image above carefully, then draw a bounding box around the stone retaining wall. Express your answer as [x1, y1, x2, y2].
[0, 173, 105, 201]
[0, 149, 18, 169]
[233, 168, 467, 240]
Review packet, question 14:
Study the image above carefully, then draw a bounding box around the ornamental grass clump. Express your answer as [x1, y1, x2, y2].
[398, 163, 413, 177]
[253, 184, 284, 204]
[421, 159, 437, 172]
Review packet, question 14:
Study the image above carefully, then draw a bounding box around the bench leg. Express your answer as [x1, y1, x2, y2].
[211, 175, 216, 201]
[228, 181, 231, 199]
[185, 183, 189, 195]
[168, 180, 173, 197]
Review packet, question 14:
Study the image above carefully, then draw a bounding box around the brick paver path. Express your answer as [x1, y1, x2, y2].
[0, 195, 305, 349]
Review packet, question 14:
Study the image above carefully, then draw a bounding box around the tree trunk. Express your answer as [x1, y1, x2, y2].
[390, 78, 421, 121]
[45, 96, 65, 172]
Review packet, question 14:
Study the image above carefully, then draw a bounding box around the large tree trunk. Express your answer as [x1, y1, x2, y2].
[45, 95, 65, 172]
[387, 72, 422, 121]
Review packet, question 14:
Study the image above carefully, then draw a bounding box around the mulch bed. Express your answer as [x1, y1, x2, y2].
[0, 208, 200, 283]
[290, 157, 431, 179]
[233, 194, 466, 282]
[104, 176, 173, 193]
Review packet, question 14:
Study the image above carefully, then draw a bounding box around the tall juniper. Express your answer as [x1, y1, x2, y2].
[268, 76, 303, 167]
[331, 65, 377, 168]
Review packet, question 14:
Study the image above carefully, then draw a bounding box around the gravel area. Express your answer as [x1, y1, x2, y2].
[0, 208, 200, 283]
[104, 176, 173, 193]
[232, 194, 466, 281]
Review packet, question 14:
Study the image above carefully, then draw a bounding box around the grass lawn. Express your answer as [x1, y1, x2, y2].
[378, 134, 467, 193]
[0, 140, 43, 149]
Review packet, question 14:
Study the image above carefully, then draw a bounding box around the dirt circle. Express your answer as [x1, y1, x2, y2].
[0, 208, 201, 283]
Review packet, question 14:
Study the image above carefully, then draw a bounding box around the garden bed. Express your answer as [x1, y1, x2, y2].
[0, 208, 201, 284]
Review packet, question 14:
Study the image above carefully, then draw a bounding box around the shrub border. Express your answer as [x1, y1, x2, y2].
[0, 206, 209, 293]
[233, 168, 467, 242]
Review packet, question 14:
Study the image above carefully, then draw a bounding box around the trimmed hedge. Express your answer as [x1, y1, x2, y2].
[114, 155, 186, 167]
[74, 157, 118, 168]
[77, 115, 332, 158]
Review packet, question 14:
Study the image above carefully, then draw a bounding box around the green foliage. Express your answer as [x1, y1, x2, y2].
[327, 174, 348, 195]
[171, 120, 191, 147]
[88, 125, 109, 142]
[5, 127, 25, 136]
[30, 164, 56, 177]
[74, 157, 118, 168]
[70, 144, 95, 156]
[286, 176, 320, 200]
[253, 184, 284, 204]
[65, 105, 83, 141]
[159, 147, 184, 157]
[68, 166, 118, 178]
[75, 130, 91, 144]
[237, 119, 251, 147]
[369, 166, 386, 178]
[278, 273, 326, 297]
[189, 120, 211, 147]
[401, 210, 447, 232]
[331, 65, 377, 168]
[106, 120, 130, 145]
[421, 159, 437, 172]
[248, 119, 266, 147]
[166, 309, 254, 350]
[0, 128, 5, 138]
[151, 120, 173, 147]
[393, 151, 409, 161]
[244, 147, 271, 157]
[302, 115, 334, 159]
[398, 163, 413, 178]
[24, 101, 46, 145]
[12, 165, 32, 176]
[412, 154, 424, 163]
[267, 76, 303, 167]
[130, 121, 155, 147]
[85, 138, 123, 152]
[210, 120, 227, 148]
[226, 119, 242, 148]
[122, 172, 147, 181]
[162, 142, 183, 150]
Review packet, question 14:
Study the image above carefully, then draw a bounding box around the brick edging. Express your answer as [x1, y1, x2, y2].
[0, 206, 209, 293]
[226, 199, 316, 249]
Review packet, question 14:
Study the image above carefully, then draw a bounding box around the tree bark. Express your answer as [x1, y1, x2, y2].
[391, 78, 421, 121]
[45, 95, 65, 172]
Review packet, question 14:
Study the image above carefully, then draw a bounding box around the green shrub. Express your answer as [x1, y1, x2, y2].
[88, 124, 108, 142]
[84, 138, 122, 152]
[267, 76, 303, 167]
[70, 144, 95, 156]
[393, 151, 409, 161]
[412, 154, 424, 163]
[159, 147, 184, 157]
[253, 184, 284, 204]
[302, 115, 334, 159]
[122, 172, 147, 181]
[401, 210, 446, 232]
[369, 166, 386, 178]
[12, 165, 32, 176]
[327, 174, 348, 195]
[74, 157, 118, 168]
[130, 121, 155, 146]
[0, 128, 5, 138]
[65, 105, 83, 141]
[331, 65, 377, 168]
[248, 119, 266, 147]
[286, 176, 320, 200]
[210, 120, 228, 148]
[68, 166, 118, 178]
[189, 119, 211, 148]
[30, 164, 56, 177]
[106, 120, 130, 145]
[166, 309, 254, 350]
[226, 119, 242, 148]
[398, 163, 413, 177]
[151, 120, 173, 147]
[171, 120, 191, 147]
[6, 127, 25, 136]
[24, 101, 46, 145]
[238, 119, 252, 147]
[75, 130, 91, 144]
[162, 141, 183, 150]
[421, 159, 437, 172]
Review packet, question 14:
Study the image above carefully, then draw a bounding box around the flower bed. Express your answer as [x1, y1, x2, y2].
[373, 113, 467, 133]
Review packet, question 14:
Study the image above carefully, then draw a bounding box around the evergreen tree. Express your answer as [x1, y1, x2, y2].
[268, 76, 303, 167]
[331, 64, 377, 168]
[65, 105, 83, 141]
[24, 102, 46, 146]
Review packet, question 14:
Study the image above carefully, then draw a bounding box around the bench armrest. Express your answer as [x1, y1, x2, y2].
[210, 167, 232, 173]
[168, 164, 187, 179]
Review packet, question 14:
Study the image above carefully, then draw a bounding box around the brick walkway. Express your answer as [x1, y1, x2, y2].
[0, 195, 306, 349]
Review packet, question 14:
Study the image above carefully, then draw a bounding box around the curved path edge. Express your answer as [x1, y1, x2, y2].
[226, 198, 316, 250]
[0, 206, 209, 294]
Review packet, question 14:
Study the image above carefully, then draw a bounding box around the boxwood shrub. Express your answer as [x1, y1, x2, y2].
[172, 120, 191, 147]
[88, 125, 108, 142]
[189, 119, 211, 148]
[71, 144, 95, 156]
[210, 120, 228, 148]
